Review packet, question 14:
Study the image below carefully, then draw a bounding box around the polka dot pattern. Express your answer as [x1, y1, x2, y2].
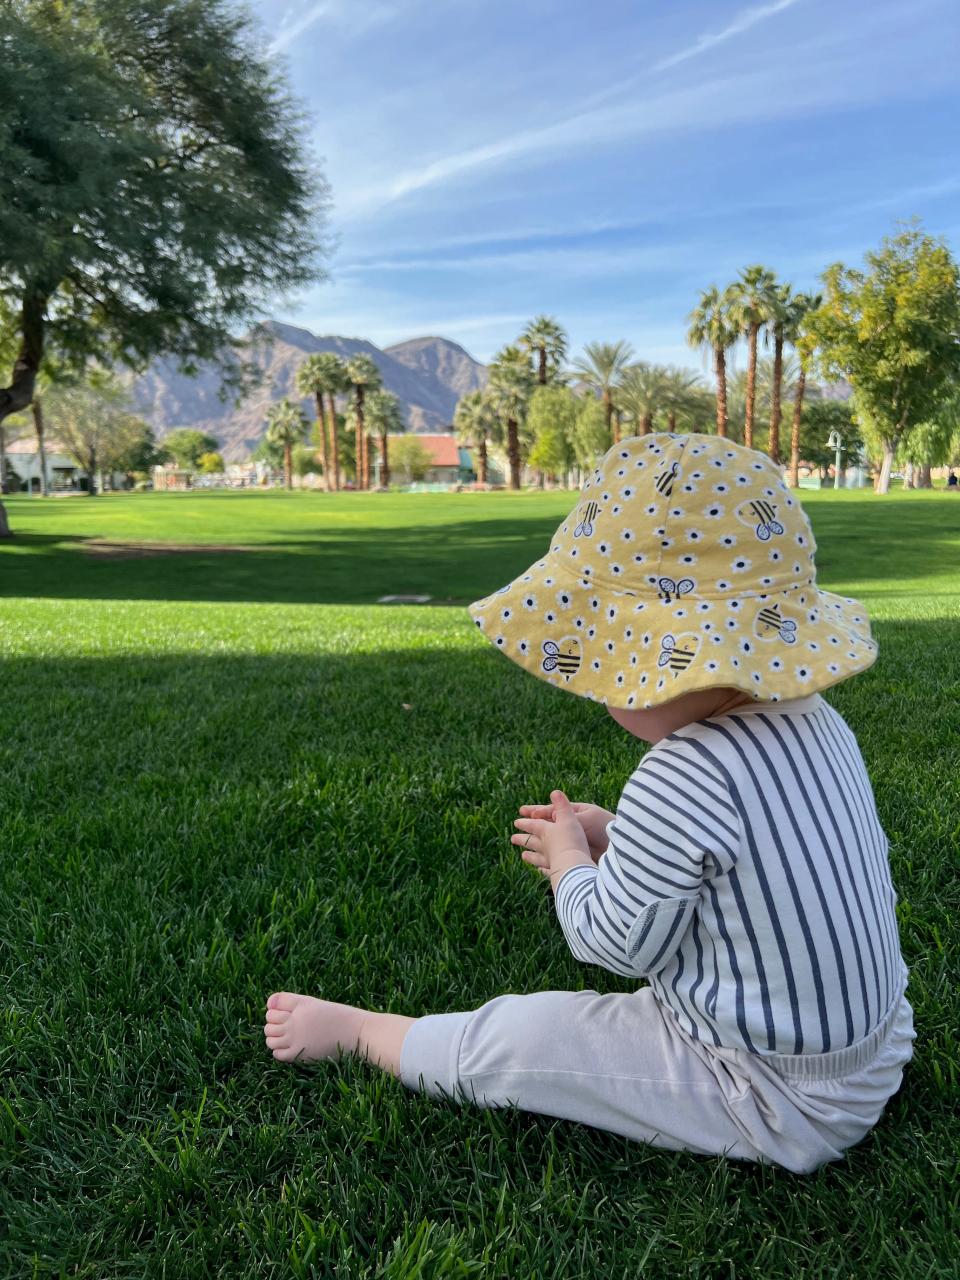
[468, 433, 877, 708]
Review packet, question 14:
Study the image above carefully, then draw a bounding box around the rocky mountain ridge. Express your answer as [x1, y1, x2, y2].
[131, 322, 488, 461]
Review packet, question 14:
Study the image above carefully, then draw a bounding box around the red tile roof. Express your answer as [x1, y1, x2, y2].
[388, 433, 460, 467]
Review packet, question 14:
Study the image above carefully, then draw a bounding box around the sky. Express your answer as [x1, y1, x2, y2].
[250, 0, 960, 368]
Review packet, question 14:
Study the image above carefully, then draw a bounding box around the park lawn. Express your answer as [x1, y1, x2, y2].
[0, 489, 958, 1279]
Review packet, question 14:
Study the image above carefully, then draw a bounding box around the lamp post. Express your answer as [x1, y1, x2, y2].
[827, 429, 843, 490]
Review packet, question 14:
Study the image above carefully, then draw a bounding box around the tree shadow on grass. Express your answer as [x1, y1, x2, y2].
[1, 500, 959, 604]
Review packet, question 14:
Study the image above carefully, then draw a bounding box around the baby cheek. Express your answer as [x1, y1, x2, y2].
[606, 705, 656, 738]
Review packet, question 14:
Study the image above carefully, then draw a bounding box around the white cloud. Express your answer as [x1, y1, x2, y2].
[268, 0, 402, 53]
[650, 0, 802, 73]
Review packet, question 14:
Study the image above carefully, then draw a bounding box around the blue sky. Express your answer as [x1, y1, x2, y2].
[251, 0, 960, 368]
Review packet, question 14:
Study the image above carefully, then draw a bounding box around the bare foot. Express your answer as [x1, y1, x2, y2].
[263, 991, 367, 1063]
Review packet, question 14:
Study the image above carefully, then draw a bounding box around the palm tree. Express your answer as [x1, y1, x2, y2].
[617, 363, 668, 436]
[518, 316, 568, 385]
[344, 353, 382, 489]
[660, 367, 706, 432]
[785, 291, 822, 487]
[766, 282, 793, 463]
[687, 286, 737, 437]
[727, 265, 777, 449]
[487, 345, 535, 489]
[265, 398, 308, 490]
[454, 389, 497, 484]
[296, 352, 346, 491]
[364, 388, 405, 488]
[571, 340, 634, 442]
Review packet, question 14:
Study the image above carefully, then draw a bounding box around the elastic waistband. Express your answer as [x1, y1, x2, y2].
[762, 982, 909, 1084]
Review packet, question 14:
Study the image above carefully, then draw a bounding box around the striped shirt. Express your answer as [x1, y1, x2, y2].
[554, 694, 907, 1057]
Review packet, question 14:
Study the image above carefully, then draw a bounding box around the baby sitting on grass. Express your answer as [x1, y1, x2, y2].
[264, 433, 914, 1173]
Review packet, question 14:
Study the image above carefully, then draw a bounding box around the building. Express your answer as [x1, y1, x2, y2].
[380, 432, 503, 486]
[4, 436, 83, 491]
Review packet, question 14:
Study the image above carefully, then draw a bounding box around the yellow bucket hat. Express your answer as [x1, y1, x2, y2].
[468, 433, 877, 708]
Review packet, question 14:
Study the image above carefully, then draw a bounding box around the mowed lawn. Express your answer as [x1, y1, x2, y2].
[1, 489, 958, 1279]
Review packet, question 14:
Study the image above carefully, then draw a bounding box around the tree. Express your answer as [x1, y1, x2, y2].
[572, 397, 611, 472]
[162, 428, 220, 470]
[785, 291, 822, 487]
[727, 265, 777, 449]
[454, 389, 498, 485]
[364, 388, 405, 488]
[112, 421, 166, 481]
[618, 363, 669, 436]
[45, 375, 146, 494]
[808, 223, 960, 493]
[390, 436, 433, 484]
[526, 385, 579, 483]
[518, 316, 568, 385]
[799, 400, 863, 483]
[344, 354, 382, 490]
[198, 451, 225, 474]
[765, 282, 794, 463]
[570, 341, 634, 442]
[296, 352, 347, 491]
[659, 367, 709, 433]
[687, 287, 737, 437]
[265, 398, 308, 490]
[487, 345, 535, 489]
[0, 0, 328, 535]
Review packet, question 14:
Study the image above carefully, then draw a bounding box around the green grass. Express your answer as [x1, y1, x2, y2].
[1, 489, 958, 1279]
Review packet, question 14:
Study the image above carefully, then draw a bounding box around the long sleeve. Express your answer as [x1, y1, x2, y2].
[553, 746, 741, 979]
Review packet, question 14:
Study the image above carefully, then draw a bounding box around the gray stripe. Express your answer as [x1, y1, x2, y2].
[709, 721, 823, 1053]
[775, 713, 874, 1038]
[686, 735, 792, 1051]
[814, 709, 894, 1011]
[736, 716, 845, 1050]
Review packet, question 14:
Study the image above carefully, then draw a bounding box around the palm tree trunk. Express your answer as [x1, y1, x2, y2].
[768, 332, 784, 462]
[603, 391, 614, 444]
[667, 410, 677, 432]
[478, 433, 488, 485]
[33, 398, 49, 496]
[364, 433, 373, 488]
[380, 431, 389, 488]
[744, 322, 759, 450]
[714, 347, 728, 438]
[283, 443, 293, 490]
[0, 425, 7, 497]
[788, 367, 806, 488]
[640, 412, 653, 436]
[507, 418, 521, 489]
[327, 393, 340, 490]
[314, 393, 329, 490]
[538, 347, 547, 385]
[354, 386, 365, 489]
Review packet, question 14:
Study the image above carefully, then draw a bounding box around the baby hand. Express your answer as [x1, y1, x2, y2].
[517, 797, 614, 863]
[512, 790, 596, 882]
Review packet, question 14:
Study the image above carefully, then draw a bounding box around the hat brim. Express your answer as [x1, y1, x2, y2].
[468, 556, 876, 709]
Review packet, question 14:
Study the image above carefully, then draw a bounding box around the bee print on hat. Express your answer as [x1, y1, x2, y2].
[658, 632, 700, 676]
[574, 501, 600, 538]
[737, 498, 785, 541]
[655, 460, 679, 498]
[541, 636, 582, 680]
[755, 604, 798, 645]
[658, 575, 694, 603]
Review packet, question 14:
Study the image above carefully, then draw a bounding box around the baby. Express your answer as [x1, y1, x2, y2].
[263, 433, 914, 1173]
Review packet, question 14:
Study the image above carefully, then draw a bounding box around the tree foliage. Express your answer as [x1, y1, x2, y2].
[0, 0, 329, 527]
[808, 224, 960, 492]
[162, 428, 220, 469]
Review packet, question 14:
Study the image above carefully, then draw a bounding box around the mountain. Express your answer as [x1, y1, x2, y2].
[130, 322, 488, 461]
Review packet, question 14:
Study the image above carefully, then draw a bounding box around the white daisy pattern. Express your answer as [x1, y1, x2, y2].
[467, 433, 876, 707]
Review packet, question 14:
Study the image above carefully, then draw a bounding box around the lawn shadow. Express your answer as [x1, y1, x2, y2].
[1, 498, 958, 604]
